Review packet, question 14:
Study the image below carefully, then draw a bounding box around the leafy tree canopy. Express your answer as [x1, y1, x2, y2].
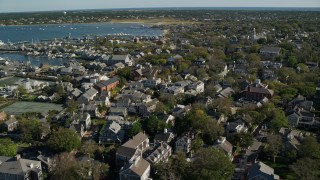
[47, 128, 81, 152]
[0, 138, 17, 157]
[190, 148, 234, 180]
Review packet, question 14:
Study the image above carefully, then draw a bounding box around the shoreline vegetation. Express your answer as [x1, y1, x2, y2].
[0, 18, 197, 27]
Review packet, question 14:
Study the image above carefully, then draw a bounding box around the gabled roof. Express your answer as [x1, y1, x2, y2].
[146, 143, 171, 163]
[71, 88, 82, 97]
[121, 157, 150, 177]
[117, 146, 138, 159]
[248, 161, 279, 180]
[0, 156, 41, 176]
[154, 132, 174, 143]
[95, 77, 120, 88]
[107, 121, 122, 134]
[218, 87, 235, 98]
[122, 132, 148, 149]
[244, 86, 274, 95]
[214, 137, 233, 154]
[82, 88, 98, 99]
[260, 46, 281, 53]
[4, 118, 18, 125]
[110, 55, 130, 61]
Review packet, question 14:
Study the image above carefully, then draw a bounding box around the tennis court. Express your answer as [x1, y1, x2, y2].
[1, 101, 64, 115]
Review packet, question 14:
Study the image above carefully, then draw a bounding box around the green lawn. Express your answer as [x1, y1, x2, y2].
[1, 101, 64, 115]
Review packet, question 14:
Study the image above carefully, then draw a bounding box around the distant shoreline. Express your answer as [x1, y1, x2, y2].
[0, 18, 193, 27]
[0, 21, 141, 27]
[1, 7, 320, 14]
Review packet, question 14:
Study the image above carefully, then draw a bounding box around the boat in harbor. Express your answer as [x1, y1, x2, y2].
[131, 24, 149, 29]
[0, 23, 163, 43]
[0, 40, 5, 46]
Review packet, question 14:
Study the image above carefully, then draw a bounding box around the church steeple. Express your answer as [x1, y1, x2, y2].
[251, 28, 256, 41]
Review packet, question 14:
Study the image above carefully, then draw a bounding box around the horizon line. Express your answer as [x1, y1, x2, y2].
[1, 6, 320, 14]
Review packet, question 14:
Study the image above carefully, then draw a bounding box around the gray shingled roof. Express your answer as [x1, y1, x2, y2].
[0, 156, 41, 176]
[154, 132, 174, 143]
[248, 161, 279, 180]
[71, 88, 82, 97]
[214, 137, 233, 154]
[260, 46, 281, 53]
[110, 55, 130, 61]
[122, 157, 150, 177]
[122, 132, 148, 149]
[117, 146, 137, 159]
[4, 118, 18, 126]
[79, 88, 98, 101]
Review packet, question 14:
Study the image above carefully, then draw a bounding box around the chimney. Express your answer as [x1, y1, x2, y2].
[15, 154, 21, 161]
[28, 163, 34, 168]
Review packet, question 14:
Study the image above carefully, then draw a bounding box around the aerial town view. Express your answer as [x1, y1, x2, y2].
[0, 0, 320, 180]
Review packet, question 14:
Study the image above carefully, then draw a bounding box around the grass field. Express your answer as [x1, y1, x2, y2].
[1, 101, 64, 115]
[0, 77, 21, 86]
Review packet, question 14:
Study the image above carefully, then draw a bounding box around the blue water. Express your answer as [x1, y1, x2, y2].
[0, 53, 69, 66]
[0, 23, 163, 43]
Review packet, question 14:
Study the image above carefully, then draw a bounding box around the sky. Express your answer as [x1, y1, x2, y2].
[0, 0, 319, 13]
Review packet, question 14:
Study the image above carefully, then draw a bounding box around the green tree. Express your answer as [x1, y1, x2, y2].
[66, 99, 79, 113]
[257, 38, 267, 44]
[287, 56, 298, 67]
[233, 132, 254, 148]
[55, 84, 65, 96]
[299, 136, 320, 159]
[79, 141, 104, 159]
[155, 160, 183, 180]
[247, 111, 266, 125]
[176, 60, 191, 73]
[18, 118, 42, 142]
[47, 128, 81, 152]
[265, 134, 282, 163]
[190, 148, 234, 180]
[278, 86, 298, 103]
[126, 121, 143, 138]
[61, 75, 72, 82]
[155, 101, 169, 114]
[155, 152, 189, 180]
[182, 108, 224, 144]
[212, 49, 226, 60]
[249, 44, 261, 53]
[0, 138, 17, 156]
[117, 67, 132, 79]
[50, 152, 109, 180]
[202, 120, 224, 144]
[192, 136, 204, 152]
[17, 85, 28, 96]
[290, 158, 320, 180]
[233, 51, 245, 60]
[292, 82, 317, 98]
[209, 98, 232, 116]
[191, 47, 209, 59]
[142, 115, 166, 137]
[270, 109, 288, 132]
[159, 94, 177, 109]
[247, 53, 261, 66]
[204, 84, 218, 98]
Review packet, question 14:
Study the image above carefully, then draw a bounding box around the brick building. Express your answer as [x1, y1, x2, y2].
[94, 76, 120, 92]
